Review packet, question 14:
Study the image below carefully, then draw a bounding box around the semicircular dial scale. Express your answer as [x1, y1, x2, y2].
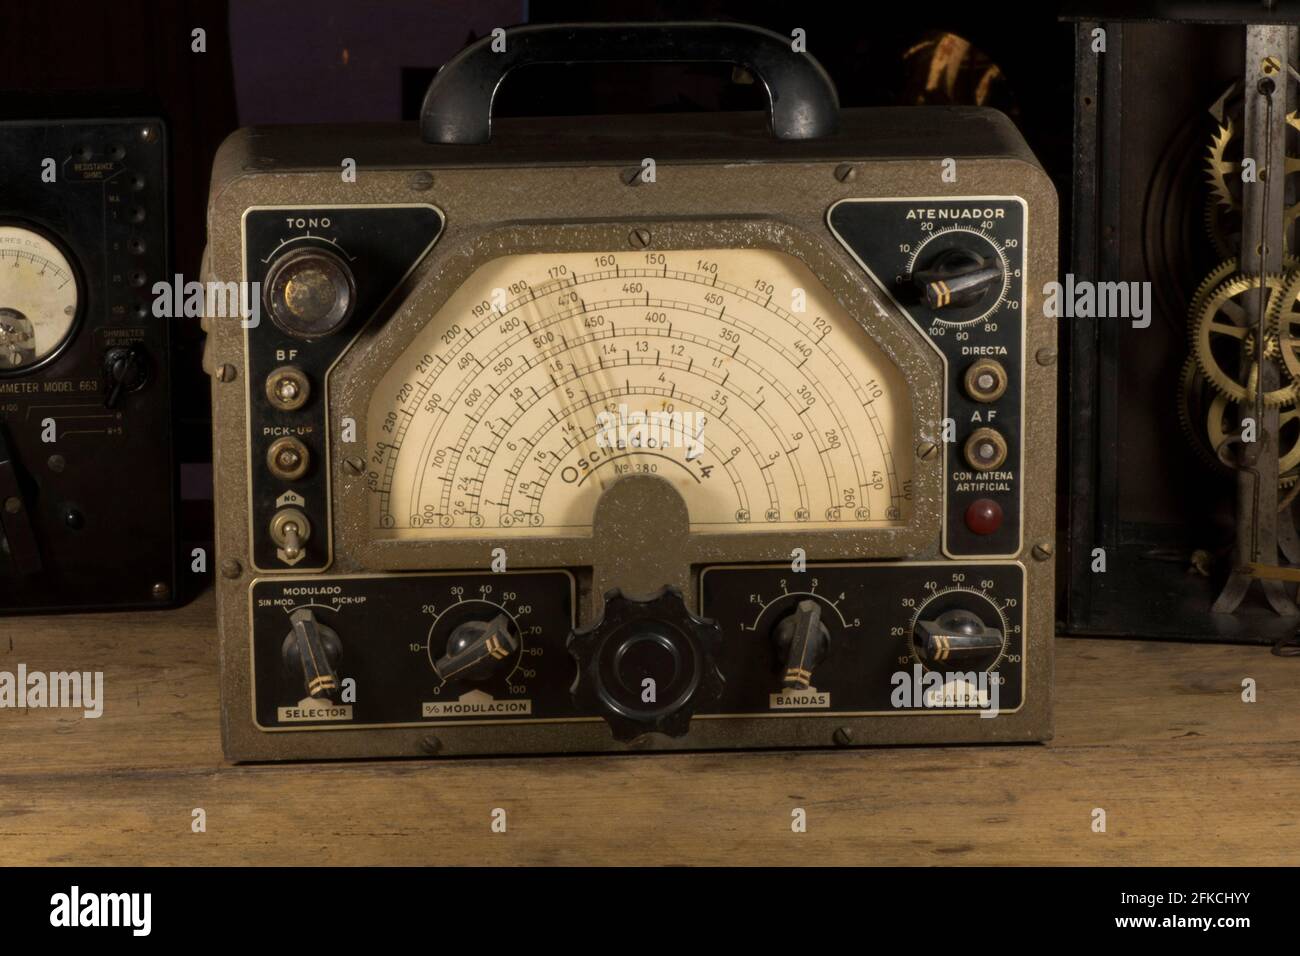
[366, 248, 914, 538]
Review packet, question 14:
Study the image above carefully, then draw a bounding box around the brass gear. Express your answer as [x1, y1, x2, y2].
[1206, 392, 1300, 488]
[1203, 195, 1239, 260]
[1205, 112, 1300, 236]
[1190, 273, 1297, 405]
[1178, 354, 1232, 472]
[1205, 120, 1236, 211]
[1190, 257, 1298, 322]
[1189, 258, 1243, 321]
[1271, 268, 1300, 380]
[1177, 355, 1300, 496]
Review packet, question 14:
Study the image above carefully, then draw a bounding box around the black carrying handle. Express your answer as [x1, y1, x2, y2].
[420, 21, 840, 144]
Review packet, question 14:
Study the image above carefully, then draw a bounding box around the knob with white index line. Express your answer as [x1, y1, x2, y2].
[772, 599, 831, 690]
[434, 613, 519, 682]
[281, 608, 343, 702]
[913, 608, 1003, 670]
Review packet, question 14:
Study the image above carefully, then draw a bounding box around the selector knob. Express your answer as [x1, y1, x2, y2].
[913, 608, 1003, 670]
[103, 345, 149, 408]
[772, 599, 830, 690]
[263, 246, 357, 339]
[911, 248, 1003, 310]
[281, 608, 343, 702]
[434, 613, 519, 682]
[567, 586, 724, 742]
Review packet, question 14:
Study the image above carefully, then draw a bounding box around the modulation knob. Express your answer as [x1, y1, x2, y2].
[567, 586, 724, 742]
[434, 613, 519, 682]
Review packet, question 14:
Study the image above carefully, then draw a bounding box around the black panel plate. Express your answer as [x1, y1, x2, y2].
[0, 118, 174, 613]
[242, 205, 443, 571]
[249, 562, 1024, 730]
[829, 198, 1026, 556]
[250, 570, 574, 728]
[701, 562, 1026, 713]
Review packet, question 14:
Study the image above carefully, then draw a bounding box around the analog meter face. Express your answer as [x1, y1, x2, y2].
[366, 248, 913, 538]
[0, 225, 80, 371]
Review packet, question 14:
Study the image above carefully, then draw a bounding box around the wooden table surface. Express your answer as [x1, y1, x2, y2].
[1, 589, 1297, 866]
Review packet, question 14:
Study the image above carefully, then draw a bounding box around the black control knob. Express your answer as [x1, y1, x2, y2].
[913, 608, 1003, 670]
[772, 599, 831, 690]
[263, 246, 356, 339]
[434, 613, 519, 682]
[911, 248, 1003, 310]
[103, 345, 150, 408]
[281, 608, 343, 701]
[568, 586, 724, 742]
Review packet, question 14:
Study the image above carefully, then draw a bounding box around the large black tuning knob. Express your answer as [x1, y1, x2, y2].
[281, 608, 343, 701]
[263, 246, 356, 339]
[911, 248, 1003, 310]
[567, 586, 724, 742]
[434, 613, 519, 682]
[773, 599, 831, 690]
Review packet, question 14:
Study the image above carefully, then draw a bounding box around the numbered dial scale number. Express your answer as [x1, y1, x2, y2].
[366, 248, 914, 538]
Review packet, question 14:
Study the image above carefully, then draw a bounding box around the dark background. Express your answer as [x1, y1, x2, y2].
[0, 0, 1076, 551]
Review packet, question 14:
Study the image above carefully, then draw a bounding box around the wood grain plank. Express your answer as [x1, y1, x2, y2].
[1, 591, 1298, 865]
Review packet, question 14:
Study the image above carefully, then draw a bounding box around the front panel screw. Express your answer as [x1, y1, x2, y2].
[1035, 348, 1057, 366]
[151, 582, 171, 601]
[917, 440, 940, 461]
[834, 163, 857, 182]
[629, 228, 652, 248]
[407, 170, 434, 191]
[344, 456, 365, 476]
[833, 726, 854, 746]
[419, 735, 443, 755]
[220, 558, 243, 579]
[1032, 542, 1054, 561]
[216, 364, 237, 383]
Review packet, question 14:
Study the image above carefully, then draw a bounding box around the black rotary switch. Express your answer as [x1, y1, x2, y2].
[103, 345, 150, 408]
[567, 586, 724, 742]
[281, 608, 343, 701]
[263, 246, 356, 339]
[772, 599, 831, 690]
[913, 608, 1003, 670]
[434, 613, 519, 682]
[911, 247, 1003, 310]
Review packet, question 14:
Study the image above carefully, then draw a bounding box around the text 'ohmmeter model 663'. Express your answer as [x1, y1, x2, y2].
[203, 22, 1057, 760]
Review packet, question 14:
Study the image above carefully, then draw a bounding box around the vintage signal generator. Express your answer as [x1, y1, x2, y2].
[204, 23, 1057, 760]
[0, 115, 176, 613]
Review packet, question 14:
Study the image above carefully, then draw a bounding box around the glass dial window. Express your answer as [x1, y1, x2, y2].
[366, 248, 913, 538]
[0, 225, 79, 371]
